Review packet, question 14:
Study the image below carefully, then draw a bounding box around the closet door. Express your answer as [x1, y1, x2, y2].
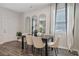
[0, 16, 13, 43]
[0, 16, 8, 42]
[3, 16, 18, 42]
[0, 17, 3, 43]
[0, 16, 8, 43]
[3, 16, 8, 41]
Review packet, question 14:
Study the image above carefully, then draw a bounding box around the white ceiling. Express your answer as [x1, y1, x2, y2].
[0, 3, 49, 13]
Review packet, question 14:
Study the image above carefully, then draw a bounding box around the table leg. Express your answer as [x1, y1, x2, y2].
[51, 37, 53, 42]
[22, 36, 24, 49]
[45, 39, 48, 56]
[51, 37, 53, 50]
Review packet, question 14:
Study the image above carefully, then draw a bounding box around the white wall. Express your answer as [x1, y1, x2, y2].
[22, 5, 51, 34]
[0, 7, 21, 44]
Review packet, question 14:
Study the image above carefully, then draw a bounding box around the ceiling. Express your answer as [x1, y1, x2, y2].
[0, 3, 49, 13]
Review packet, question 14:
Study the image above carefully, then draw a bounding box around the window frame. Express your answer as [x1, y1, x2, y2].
[39, 14, 46, 33]
[32, 16, 37, 35]
[55, 3, 67, 33]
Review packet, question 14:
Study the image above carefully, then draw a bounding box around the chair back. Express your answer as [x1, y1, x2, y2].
[32, 36, 45, 48]
[53, 36, 60, 48]
[26, 35, 33, 45]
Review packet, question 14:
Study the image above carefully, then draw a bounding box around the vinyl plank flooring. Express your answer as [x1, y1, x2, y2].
[0, 40, 78, 56]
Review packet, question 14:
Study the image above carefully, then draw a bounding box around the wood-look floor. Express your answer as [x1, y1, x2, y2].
[0, 40, 78, 56]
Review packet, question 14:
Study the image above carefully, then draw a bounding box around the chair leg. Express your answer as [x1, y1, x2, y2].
[32, 45, 34, 54]
[54, 48, 57, 56]
[26, 45, 29, 54]
[38, 49, 40, 55]
[41, 48, 42, 56]
[34, 48, 36, 55]
[56, 48, 58, 54]
[37, 48, 39, 55]
[25, 42, 26, 49]
[35, 48, 37, 55]
[43, 48, 45, 56]
[33, 47, 35, 55]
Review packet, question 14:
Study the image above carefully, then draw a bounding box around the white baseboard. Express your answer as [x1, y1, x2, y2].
[0, 38, 17, 44]
[59, 46, 79, 55]
[71, 49, 79, 55]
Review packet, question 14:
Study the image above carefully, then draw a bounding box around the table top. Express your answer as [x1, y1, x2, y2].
[22, 34, 53, 40]
[39, 35, 53, 40]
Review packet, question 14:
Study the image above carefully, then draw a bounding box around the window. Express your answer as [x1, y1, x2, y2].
[32, 16, 37, 35]
[55, 3, 67, 32]
[39, 15, 46, 33]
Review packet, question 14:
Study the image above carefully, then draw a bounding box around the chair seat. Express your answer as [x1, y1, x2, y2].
[35, 43, 45, 49]
[48, 42, 58, 48]
[48, 42, 55, 46]
[26, 35, 33, 46]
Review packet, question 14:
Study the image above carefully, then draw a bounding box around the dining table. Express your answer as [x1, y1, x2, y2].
[21, 34, 53, 56]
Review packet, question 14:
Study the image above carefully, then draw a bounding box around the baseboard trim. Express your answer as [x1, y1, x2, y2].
[0, 39, 17, 44]
[59, 46, 79, 55]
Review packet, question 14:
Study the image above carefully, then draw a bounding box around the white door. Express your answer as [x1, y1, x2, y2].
[0, 16, 8, 43]
[3, 16, 8, 42]
[0, 17, 3, 43]
[0, 16, 14, 43]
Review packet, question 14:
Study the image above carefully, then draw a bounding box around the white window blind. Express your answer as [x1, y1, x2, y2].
[55, 3, 66, 33]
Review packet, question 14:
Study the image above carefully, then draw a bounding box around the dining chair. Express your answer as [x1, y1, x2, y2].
[32, 36, 45, 56]
[48, 36, 60, 56]
[25, 34, 33, 53]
